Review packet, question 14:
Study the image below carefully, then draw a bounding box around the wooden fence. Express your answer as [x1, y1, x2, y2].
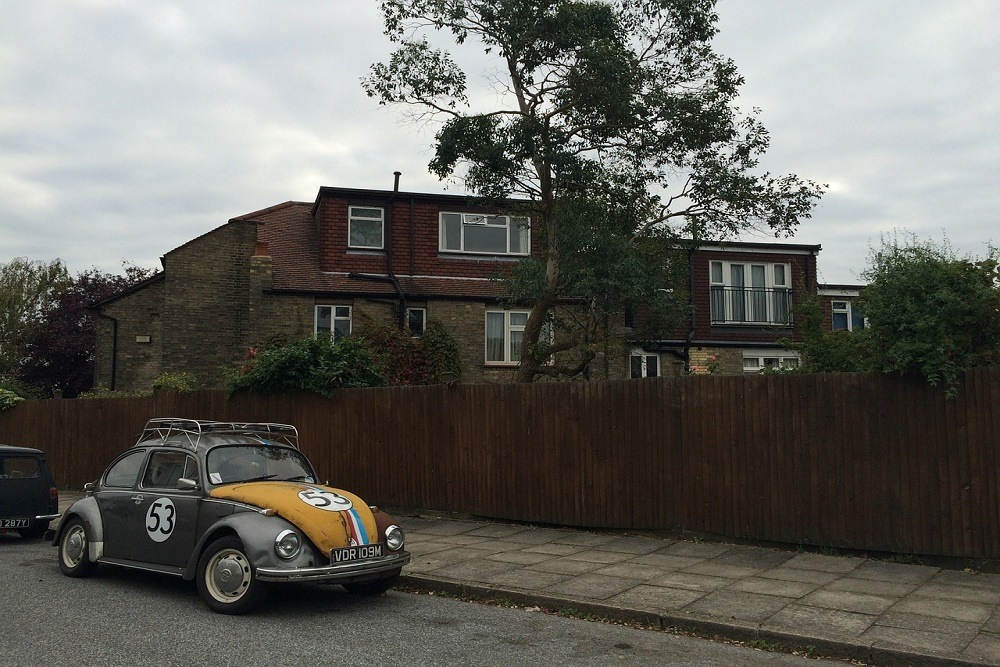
[1, 368, 998, 559]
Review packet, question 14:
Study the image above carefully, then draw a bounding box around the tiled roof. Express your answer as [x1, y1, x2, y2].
[243, 202, 505, 301]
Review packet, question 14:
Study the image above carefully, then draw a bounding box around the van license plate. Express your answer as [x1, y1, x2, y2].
[0, 519, 29, 528]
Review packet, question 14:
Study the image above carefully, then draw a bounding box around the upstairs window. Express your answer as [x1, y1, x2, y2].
[710, 261, 792, 325]
[315, 305, 351, 340]
[440, 213, 529, 256]
[348, 206, 384, 250]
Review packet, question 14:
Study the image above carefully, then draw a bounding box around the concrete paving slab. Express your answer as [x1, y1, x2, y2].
[464, 524, 534, 539]
[497, 527, 565, 545]
[756, 566, 842, 586]
[682, 561, 770, 579]
[876, 609, 982, 639]
[594, 562, 675, 581]
[865, 624, 973, 659]
[406, 519, 491, 536]
[485, 568, 570, 590]
[439, 558, 522, 583]
[711, 545, 796, 570]
[544, 573, 642, 601]
[551, 532, 616, 547]
[652, 571, 734, 593]
[852, 559, 940, 585]
[606, 583, 707, 612]
[915, 582, 1000, 605]
[800, 589, 897, 615]
[932, 569, 1000, 592]
[963, 633, 1000, 664]
[982, 610, 1000, 634]
[683, 588, 796, 623]
[783, 552, 864, 573]
[629, 552, 704, 571]
[892, 595, 994, 624]
[659, 541, 732, 559]
[522, 542, 586, 556]
[764, 603, 876, 639]
[823, 575, 918, 598]
[563, 549, 633, 565]
[484, 550, 555, 566]
[728, 576, 819, 599]
[592, 535, 666, 555]
[527, 558, 606, 576]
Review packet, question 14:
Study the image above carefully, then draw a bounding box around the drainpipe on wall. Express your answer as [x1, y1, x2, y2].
[93, 309, 119, 391]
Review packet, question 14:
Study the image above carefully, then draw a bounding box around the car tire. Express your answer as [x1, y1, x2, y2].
[196, 536, 270, 615]
[343, 569, 401, 595]
[18, 521, 49, 539]
[58, 518, 97, 577]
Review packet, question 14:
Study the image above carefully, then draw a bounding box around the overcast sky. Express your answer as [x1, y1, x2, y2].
[2, 1, 997, 285]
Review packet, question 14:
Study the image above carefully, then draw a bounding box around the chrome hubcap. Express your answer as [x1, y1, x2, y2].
[64, 527, 85, 565]
[207, 549, 251, 599]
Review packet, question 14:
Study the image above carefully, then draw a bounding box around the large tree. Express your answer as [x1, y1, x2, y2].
[0, 258, 71, 381]
[365, 0, 824, 381]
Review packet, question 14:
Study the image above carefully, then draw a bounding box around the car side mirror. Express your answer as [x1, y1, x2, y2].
[176, 477, 199, 491]
[83, 481, 96, 495]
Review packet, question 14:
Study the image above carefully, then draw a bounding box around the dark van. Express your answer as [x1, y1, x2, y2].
[0, 445, 59, 538]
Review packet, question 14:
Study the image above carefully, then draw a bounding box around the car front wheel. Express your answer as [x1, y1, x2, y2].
[58, 518, 97, 577]
[196, 536, 270, 614]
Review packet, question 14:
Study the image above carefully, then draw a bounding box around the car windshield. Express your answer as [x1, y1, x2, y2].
[206, 444, 316, 485]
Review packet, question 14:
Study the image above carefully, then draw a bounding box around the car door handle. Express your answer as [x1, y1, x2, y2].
[131, 495, 144, 504]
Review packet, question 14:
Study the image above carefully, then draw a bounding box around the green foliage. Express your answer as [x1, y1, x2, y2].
[0, 258, 71, 379]
[226, 335, 387, 397]
[365, 1, 824, 380]
[859, 234, 1000, 394]
[790, 234, 1000, 396]
[78, 386, 151, 399]
[151, 371, 200, 393]
[363, 320, 462, 385]
[0, 388, 23, 411]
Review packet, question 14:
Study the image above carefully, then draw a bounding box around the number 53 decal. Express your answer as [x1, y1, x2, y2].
[298, 488, 352, 512]
[145, 498, 176, 542]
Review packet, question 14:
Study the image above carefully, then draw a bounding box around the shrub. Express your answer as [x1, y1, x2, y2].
[226, 335, 387, 397]
[0, 388, 23, 411]
[151, 371, 199, 393]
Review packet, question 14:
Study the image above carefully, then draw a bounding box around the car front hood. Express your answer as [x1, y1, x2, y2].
[209, 481, 378, 555]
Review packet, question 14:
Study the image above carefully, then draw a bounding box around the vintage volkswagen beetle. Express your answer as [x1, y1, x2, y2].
[0, 444, 60, 539]
[53, 418, 409, 614]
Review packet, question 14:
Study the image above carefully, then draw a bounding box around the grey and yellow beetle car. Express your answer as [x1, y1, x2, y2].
[53, 418, 409, 614]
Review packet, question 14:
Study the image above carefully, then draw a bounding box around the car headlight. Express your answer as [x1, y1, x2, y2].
[384, 525, 404, 551]
[274, 529, 302, 560]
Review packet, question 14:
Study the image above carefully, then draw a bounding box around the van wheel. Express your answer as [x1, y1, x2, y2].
[58, 518, 97, 577]
[196, 536, 270, 614]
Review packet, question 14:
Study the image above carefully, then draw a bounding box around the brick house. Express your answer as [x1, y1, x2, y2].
[628, 241, 823, 377]
[92, 184, 842, 391]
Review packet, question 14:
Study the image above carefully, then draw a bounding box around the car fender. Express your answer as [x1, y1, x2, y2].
[182, 510, 300, 580]
[51, 497, 105, 562]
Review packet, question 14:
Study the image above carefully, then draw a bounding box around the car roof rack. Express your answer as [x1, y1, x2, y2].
[136, 418, 300, 451]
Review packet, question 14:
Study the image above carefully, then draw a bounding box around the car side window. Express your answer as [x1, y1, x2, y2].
[0, 456, 40, 479]
[141, 450, 191, 489]
[104, 450, 147, 488]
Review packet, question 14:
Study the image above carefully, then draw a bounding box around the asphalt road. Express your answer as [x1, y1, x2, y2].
[1, 534, 851, 667]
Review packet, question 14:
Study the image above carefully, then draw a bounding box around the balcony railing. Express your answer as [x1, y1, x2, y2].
[710, 286, 793, 326]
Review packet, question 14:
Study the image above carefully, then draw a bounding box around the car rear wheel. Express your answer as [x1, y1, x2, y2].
[343, 569, 401, 595]
[58, 518, 97, 577]
[196, 536, 270, 614]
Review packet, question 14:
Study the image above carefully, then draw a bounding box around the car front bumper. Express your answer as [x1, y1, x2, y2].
[255, 550, 410, 583]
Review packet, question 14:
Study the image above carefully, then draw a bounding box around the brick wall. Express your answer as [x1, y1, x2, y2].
[93, 280, 165, 392]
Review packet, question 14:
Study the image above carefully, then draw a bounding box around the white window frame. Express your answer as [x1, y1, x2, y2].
[406, 307, 426, 338]
[831, 300, 852, 331]
[710, 260, 792, 325]
[629, 349, 660, 378]
[315, 305, 352, 340]
[742, 350, 800, 373]
[484, 310, 552, 365]
[348, 206, 384, 250]
[439, 212, 530, 256]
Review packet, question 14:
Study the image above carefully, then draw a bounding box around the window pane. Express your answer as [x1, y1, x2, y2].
[486, 312, 504, 362]
[510, 330, 523, 362]
[441, 213, 461, 250]
[751, 265, 766, 288]
[349, 219, 382, 248]
[509, 217, 529, 254]
[630, 355, 642, 378]
[774, 264, 787, 286]
[832, 312, 849, 331]
[510, 312, 528, 327]
[334, 306, 351, 319]
[464, 224, 506, 253]
[333, 318, 351, 340]
[710, 261, 723, 284]
[407, 309, 425, 337]
[646, 355, 659, 377]
[316, 306, 332, 334]
[1, 456, 39, 478]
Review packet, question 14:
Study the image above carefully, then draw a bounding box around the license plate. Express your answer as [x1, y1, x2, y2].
[330, 544, 383, 563]
[0, 519, 29, 528]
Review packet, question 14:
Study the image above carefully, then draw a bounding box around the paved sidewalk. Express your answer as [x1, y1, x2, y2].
[394, 512, 1000, 667]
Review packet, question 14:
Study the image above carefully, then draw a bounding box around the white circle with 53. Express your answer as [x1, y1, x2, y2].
[298, 488, 353, 512]
[145, 497, 176, 543]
